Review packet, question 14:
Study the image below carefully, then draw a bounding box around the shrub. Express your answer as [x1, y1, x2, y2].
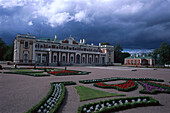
[0, 65, 2, 69]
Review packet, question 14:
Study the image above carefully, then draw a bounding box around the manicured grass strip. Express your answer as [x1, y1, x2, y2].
[11, 69, 33, 72]
[79, 77, 164, 84]
[74, 85, 125, 101]
[78, 96, 159, 113]
[4, 72, 50, 77]
[93, 80, 138, 92]
[138, 81, 170, 94]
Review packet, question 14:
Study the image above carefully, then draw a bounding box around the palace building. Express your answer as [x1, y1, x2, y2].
[124, 54, 155, 66]
[13, 33, 114, 66]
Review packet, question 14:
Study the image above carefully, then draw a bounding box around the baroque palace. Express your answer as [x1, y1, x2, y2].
[13, 33, 114, 66]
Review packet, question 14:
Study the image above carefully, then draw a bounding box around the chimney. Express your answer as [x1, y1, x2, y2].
[91, 43, 93, 46]
[99, 43, 101, 46]
[136, 54, 139, 57]
[83, 39, 86, 43]
[54, 35, 57, 41]
[80, 39, 82, 43]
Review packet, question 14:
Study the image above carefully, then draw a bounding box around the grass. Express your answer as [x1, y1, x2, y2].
[11, 69, 33, 72]
[74, 85, 125, 101]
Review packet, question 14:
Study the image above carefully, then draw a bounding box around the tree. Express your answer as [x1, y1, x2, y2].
[121, 52, 130, 64]
[3, 44, 14, 61]
[101, 42, 110, 45]
[114, 44, 123, 63]
[158, 42, 170, 64]
[0, 38, 8, 61]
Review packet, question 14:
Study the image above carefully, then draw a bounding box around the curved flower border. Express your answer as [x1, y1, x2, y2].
[93, 80, 137, 91]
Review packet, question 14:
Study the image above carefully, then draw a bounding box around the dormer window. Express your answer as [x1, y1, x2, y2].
[24, 41, 29, 48]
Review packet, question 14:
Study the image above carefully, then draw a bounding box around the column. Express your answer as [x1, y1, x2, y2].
[87, 54, 89, 64]
[32, 43, 35, 63]
[16, 41, 20, 63]
[40, 53, 43, 63]
[59, 52, 61, 62]
[49, 51, 51, 63]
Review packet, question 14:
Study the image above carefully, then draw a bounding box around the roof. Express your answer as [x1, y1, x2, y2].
[125, 55, 152, 59]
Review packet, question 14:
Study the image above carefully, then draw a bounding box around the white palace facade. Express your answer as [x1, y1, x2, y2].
[13, 33, 114, 66]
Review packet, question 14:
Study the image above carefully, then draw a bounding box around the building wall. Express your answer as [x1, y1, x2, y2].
[14, 34, 114, 66]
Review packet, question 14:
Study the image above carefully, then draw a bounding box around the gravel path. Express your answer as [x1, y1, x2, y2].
[0, 66, 170, 113]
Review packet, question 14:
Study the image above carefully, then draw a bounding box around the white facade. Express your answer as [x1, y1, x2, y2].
[14, 33, 114, 66]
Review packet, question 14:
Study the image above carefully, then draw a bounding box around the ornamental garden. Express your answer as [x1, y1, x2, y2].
[0, 65, 170, 113]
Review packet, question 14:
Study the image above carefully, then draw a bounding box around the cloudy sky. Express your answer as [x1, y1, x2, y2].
[0, 0, 170, 52]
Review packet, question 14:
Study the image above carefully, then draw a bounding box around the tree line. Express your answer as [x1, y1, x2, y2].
[0, 38, 13, 61]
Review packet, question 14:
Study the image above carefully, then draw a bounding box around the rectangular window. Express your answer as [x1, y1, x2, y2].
[129, 60, 131, 63]
[24, 41, 29, 48]
[133, 60, 135, 64]
[137, 60, 139, 64]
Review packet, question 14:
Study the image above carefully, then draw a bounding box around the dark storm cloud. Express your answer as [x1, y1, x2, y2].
[0, 0, 170, 49]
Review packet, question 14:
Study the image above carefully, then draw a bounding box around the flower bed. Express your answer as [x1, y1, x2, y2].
[138, 81, 170, 94]
[48, 69, 91, 76]
[78, 96, 159, 113]
[79, 77, 164, 84]
[26, 83, 65, 113]
[94, 80, 137, 91]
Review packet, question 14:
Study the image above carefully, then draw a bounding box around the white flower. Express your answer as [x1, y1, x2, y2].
[83, 108, 87, 111]
[37, 109, 41, 113]
[131, 99, 135, 103]
[125, 100, 129, 103]
[143, 99, 147, 102]
[112, 101, 115, 104]
[87, 110, 91, 113]
[90, 106, 93, 110]
[137, 98, 141, 102]
[114, 103, 118, 106]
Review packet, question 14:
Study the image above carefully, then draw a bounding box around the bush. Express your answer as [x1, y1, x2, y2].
[0, 65, 2, 69]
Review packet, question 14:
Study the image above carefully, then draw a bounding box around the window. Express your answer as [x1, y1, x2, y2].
[133, 60, 135, 64]
[109, 50, 111, 55]
[69, 48, 72, 50]
[42, 54, 47, 63]
[71, 56, 73, 63]
[126, 60, 128, 64]
[82, 57, 85, 63]
[75, 48, 77, 50]
[24, 54, 28, 63]
[56, 46, 59, 49]
[89, 57, 92, 64]
[49, 46, 51, 48]
[40, 45, 43, 48]
[109, 58, 111, 63]
[129, 60, 131, 63]
[54, 56, 57, 62]
[137, 60, 139, 64]
[24, 41, 28, 48]
[62, 56, 66, 62]
[64, 47, 66, 50]
[35, 44, 37, 48]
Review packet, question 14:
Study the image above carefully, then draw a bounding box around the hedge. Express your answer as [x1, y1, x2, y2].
[26, 83, 65, 113]
[77, 96, 159, 113]
[79, 77, 164, 84]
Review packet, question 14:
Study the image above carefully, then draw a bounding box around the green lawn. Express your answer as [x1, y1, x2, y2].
[11, 69, 33, 72]
[74, 85, 125, 101]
